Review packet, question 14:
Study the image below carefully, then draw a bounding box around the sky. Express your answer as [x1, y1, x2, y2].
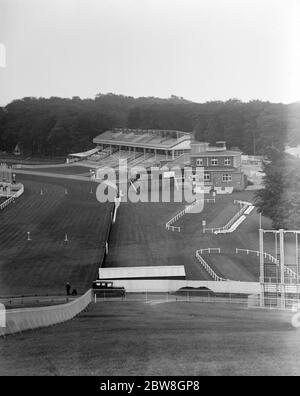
[0, 0, 299, 105]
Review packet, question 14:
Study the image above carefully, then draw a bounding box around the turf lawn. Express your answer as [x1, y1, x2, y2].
[0, 174, 113, 296]
[0, 300, 299, 376]
[105, 190, 271, 281]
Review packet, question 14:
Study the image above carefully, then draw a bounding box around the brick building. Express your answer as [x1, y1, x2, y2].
[190, 141, 245, 193]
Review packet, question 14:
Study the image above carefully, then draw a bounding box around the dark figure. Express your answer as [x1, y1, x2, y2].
[66, 282, 71, 296]
[71, 289, 77, 296]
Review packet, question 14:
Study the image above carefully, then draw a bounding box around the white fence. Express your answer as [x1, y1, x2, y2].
[197, 248, 221, 254]
[236, 248, 278, 263]
[166, 198, 215, 232]
[195, 250, 227, 282]
[236, 248, 298, 280]
[0, 184, 24, 211]
[0, 289, 93, 336]
[204, 200, 252, 234]
[95, 292, 250, 306]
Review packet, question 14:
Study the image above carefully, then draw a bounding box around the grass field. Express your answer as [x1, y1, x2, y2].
[105, 191, 271, 281]
[0, 300, 299, 375]
[1, 172, 295, 295]
[0, 174, 113, 296]
[105, 200, 212, 280]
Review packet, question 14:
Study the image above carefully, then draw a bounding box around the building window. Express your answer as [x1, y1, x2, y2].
[224, 157, 231, 166]
[204, 173, 210, 181]
[222, 173, 232, 182]
[196, 158, 203, 166]
[211, 158, 218, 166]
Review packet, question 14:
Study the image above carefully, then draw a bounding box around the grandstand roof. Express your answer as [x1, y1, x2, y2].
[93, 129, 191, 151]
[69, 148, 99, 158]
[99, 265, 186, 280]
[190, 150, 241, 157]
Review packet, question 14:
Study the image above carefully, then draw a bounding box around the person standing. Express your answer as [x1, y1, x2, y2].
[66, 282, 71, 296]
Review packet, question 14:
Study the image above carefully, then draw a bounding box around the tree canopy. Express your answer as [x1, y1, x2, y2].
[0, 93, 299, 157]
[255, 148, 300, 229]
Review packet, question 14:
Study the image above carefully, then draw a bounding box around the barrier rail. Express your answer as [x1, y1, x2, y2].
[236, 248, 278, 263]
[204, 200, 251, 234]
[0, 184, 24, 211]
[166, 198, 215, 233]
[0, 289, 93, 336]
[195, 250, 227, 282]
[197, 248, 221, 254]
[94, 291, 249, 306]
[248, 293, 300, 311]
[236, 248, 298, 280]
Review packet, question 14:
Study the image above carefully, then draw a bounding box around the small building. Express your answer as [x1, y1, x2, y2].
[241, 155, 265, 165]
[14, 144, 21, 156]
[67, 147, 100, 163]
[99, 265, 186, 280]
[190, 141, 245, 193]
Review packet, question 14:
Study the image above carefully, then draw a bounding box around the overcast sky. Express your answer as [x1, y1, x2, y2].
[0, 0, 299, 105]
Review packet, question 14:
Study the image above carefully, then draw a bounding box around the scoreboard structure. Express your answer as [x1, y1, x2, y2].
[260, 228, 300, 309]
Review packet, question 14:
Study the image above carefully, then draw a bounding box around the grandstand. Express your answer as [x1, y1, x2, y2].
[87, 128, 191, 169]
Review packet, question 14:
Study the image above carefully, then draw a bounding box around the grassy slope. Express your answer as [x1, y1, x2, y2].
[106, 191, 269, 281]
[0, 301, 299, 376]
[0, 175, 113, 296]
[105, 201, 213, 280]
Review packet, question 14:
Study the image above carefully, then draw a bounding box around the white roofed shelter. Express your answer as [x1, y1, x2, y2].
[99, 265, 186, 280]
[68, 147, 100, 159]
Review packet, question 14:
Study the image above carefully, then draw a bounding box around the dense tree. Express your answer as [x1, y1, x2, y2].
[255, 148, 300, 229]
[0, 94, 299, 157]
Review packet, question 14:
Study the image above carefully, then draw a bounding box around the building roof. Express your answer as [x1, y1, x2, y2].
[93, 129, 192, 151]
[190, 150, 241, 157]
[202, 167, 239, 172]
[169, 140, 191, 151]
[69, 148, 99, 158]
[99, 265, 186, 279]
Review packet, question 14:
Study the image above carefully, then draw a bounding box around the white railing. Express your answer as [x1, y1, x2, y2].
[236, 248, 298, 280]
[197, 248, 221, 254]
[165, 209, 185, 232]
[0, 289, 93, 336]
[236, 248, 278, 263]
[204, 200, 251, 234]
[166, 198, 215, 233]
[166, 224, 181, 232]
[0, 184, 24, 211]
[195, 250, 227, 282]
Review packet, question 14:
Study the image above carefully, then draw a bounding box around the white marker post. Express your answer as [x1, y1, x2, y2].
[202, 220, 206, 233]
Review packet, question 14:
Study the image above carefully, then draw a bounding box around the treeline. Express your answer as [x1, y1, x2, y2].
[0, 93, 299, 157]
[255, 148, 300, 229]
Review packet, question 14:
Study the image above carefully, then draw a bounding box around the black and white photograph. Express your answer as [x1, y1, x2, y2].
[0, 0, 300, 379]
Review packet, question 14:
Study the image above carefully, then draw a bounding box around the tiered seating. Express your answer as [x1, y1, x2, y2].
[127, 153, 147, 167]
[141, 154, 156, 168]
